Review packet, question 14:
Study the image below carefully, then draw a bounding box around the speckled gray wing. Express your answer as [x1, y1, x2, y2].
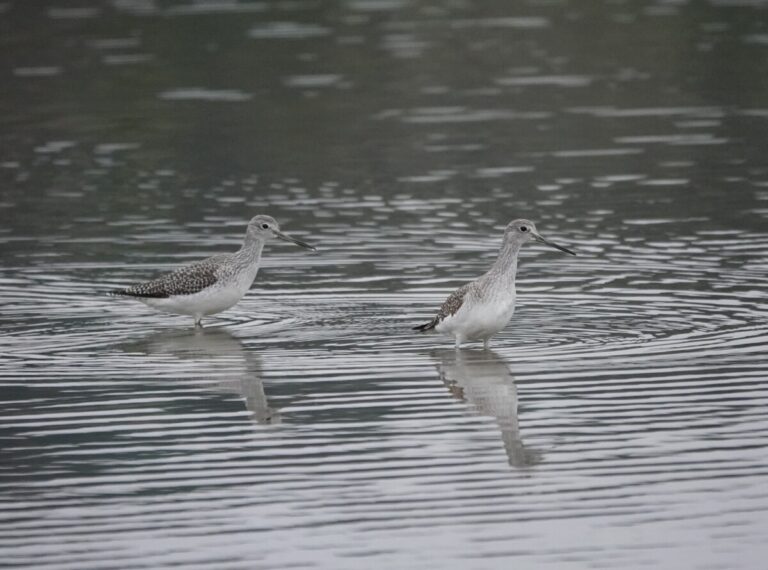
[110, 256, 225, 299]
[413, 283, 471, 331]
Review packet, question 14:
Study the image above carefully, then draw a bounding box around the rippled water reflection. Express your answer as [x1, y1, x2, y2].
[2, 1, 768, 568]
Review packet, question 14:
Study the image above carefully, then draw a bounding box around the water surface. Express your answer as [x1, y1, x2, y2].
[2, 1, 768, 568]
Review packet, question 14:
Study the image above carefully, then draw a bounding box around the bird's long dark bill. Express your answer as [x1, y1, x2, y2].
[274, 230, 316, 251]
[533, 232, 576, 255]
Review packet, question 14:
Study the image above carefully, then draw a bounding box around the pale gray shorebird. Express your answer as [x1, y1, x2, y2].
[109, 215, 315, 327]
[414, 219, 575, 348]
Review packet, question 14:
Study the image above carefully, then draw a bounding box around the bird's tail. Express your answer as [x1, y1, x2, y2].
[413, 319, 437, 332]
[107, 289, 130, 297]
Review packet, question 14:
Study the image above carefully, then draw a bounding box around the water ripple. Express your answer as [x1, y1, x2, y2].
[3, 1, 768, 567]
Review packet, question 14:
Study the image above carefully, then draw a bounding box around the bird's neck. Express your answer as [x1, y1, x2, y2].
[238, 233, 265, 264]
[488, 239, 521, 283]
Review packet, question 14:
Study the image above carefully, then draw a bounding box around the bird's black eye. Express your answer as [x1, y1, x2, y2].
[261, 223, 269, 229]
[520, 225, 528, 232]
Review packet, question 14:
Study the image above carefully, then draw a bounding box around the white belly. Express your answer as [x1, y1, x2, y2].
[437, 295, 516, 341]
[140, 268, 257, 318]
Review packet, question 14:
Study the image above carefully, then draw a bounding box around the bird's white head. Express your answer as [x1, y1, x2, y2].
[246, 215, 316, 250]
[504, 219, 575, 255]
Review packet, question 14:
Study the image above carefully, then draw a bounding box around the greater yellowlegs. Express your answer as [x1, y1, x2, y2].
[414, 219, 575, 348]
[110, 215, 315, 327]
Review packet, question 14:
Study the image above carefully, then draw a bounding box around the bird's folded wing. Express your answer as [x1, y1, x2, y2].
[436, 283, 471, 324]
[119, 258, 222, 298]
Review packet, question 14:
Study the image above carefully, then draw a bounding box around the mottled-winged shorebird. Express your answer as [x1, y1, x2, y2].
[414, 219, 575, 348]
[110, 215, 315, 327]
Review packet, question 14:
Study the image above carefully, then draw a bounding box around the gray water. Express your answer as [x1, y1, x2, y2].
[2, 1, 768, 568]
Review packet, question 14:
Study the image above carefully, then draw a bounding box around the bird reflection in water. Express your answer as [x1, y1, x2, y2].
[121, 327, 280, 424]
[432, 349, 541, 468]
